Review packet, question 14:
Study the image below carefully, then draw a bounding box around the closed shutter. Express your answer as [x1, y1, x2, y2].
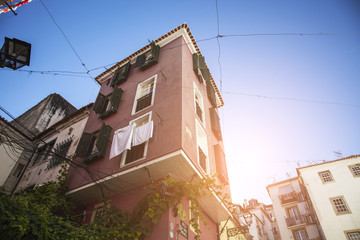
[93, 93, 107, 114]
[75, 133, 93, 158]
[210, 108, 222, 140]
[214, 144, 229, 184]
[110, 87, 123, 112]
[96, 123, 112, 157]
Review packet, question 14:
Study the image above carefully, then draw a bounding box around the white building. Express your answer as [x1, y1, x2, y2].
[267, 177, 322, 240]
[297, 155, 360, 240]
[15, 103, 92, 191]
[237, 199, 280, 240]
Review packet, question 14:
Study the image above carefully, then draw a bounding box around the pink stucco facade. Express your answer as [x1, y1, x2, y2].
[67, 25, 231, 239]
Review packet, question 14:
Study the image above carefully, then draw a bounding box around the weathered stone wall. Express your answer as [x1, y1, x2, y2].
[11, 93, 77, 138]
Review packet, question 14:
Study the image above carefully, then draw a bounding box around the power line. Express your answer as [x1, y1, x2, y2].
[222, 91, 360, 108]
[39, 0, 98, 85]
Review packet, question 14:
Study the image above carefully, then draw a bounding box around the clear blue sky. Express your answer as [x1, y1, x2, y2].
[1, 0, 359, 204]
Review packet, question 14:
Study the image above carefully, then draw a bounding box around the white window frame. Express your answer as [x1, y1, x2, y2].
[319, 170, 334, 183]
[90, 201, 111, 223]
[196, 120, 209, 174]
[193, 82, 205, 126]
[345, 230, 360, 240]
[132, 75, 157, 115]
[348, 164, 360, 178]
[120, 112, 152, 167]
[293, 229, 308, 240]
[330, 196, 351, 215]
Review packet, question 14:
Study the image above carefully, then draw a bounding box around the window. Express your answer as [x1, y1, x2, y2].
[192, 53, 210, 83]
[306, 215, 314, 224]
[134, 42, 160, 71]
[346, 231, 360, 240]
[93, 87, 123, 119]
[196, 121, 208, 173]
[90, 201, 111, 223]
[330, 196, 351, 215]
[122, 112, 151, 165]
[194, 83, 205, 124]
[348, 164, 360, 178]
[214, 144, 229, 184]
[32, 140, 56, 166]
[110, 61, 131, 87]
[209, 107, 222, 140]
[76, 123, 112, 164]
[293, 229, 308, 240]
[319, 170, 334, 183]
[13, 164, 24, 178]
[132, 75, 156, 114]
[47, 139, 72, 169]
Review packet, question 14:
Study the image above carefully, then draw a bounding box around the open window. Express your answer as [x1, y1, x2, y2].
[110, 61, 131, 87]
[32, 139, 56, 166]
[196, 121, 208, 173]
[122, 112, 152, 165]
[93, 87, 123, 119]
[132, 75, 156, 114]
[134, 42, 160, 71]
[192, 53, 210, 83]
[75, 123, 112, 164]
[194, 83, 205, 124]
[209, 108, 222, 140]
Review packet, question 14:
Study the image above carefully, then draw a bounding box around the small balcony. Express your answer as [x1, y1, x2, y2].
[279, 192, 298, 204]
[286, 216, 306, 228]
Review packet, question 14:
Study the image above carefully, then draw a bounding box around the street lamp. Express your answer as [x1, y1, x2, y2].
[0, 37, 31, 70]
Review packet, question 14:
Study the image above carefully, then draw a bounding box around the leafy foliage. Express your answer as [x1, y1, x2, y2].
[0, 167, 234, 240]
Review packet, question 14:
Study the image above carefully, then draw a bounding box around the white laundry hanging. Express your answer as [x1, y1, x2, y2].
[132, 120, 153, 147]
[109, 124, 134, 159]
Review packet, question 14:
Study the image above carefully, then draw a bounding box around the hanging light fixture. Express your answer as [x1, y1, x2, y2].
[0, 37, 31, 70]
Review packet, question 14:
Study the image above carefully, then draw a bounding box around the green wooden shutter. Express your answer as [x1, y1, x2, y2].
[210, 108, 222, 140]
[199, 55, 206, 70]
[93, 93, 107, 114]
[110, 87, 123, 111]
[111, 61, 131, 87]
[214, 144, 229, 184]
[193, 53, 200, 70]
[134, 54, 145, 68]
[151, 43, 160, 62]
[75, 133, 93, 158]
[110, 67, 121, 87]
[96, 123, 112, 157]
[201, 68, 210, 81]
[206, 79, 217, 107]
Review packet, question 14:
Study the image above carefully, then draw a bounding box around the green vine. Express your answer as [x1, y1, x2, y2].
[0, 166, 236, 240]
